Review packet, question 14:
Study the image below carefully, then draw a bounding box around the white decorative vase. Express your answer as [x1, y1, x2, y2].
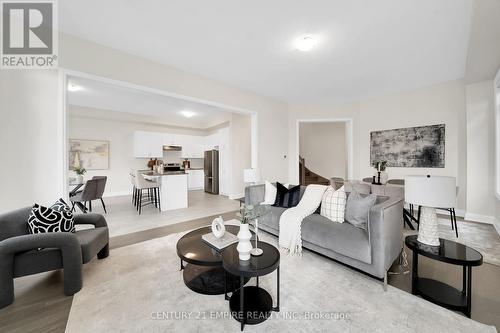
[237, 223, 252, 261]
[76, 175, 83, 184]
[380, 171, 388, 185]
[417, 206, 440, 246]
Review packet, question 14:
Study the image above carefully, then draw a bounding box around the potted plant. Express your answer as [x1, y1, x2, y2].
[74, 166, 86, 184]
[372, 160, 388, 185]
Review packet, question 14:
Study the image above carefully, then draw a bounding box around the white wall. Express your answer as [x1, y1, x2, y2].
[289, 80, 468, 211]
[69, 105, 209, 196]
[0, 70, 63, 213]
[299, 122, 347, 179]
[60, 34, 289, 184]
[465, 80, 496, 222]
[229, 113, 252, 198]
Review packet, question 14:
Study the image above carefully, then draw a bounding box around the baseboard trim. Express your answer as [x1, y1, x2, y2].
[436, 208, 465, 217]
[103, 190, 132, 198]
[229, 193, 245, 200]
[464, 212, 496, 225]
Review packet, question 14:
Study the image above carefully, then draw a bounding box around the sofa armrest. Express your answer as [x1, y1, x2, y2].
[73, 213, 108, 228]
[368, 196, 404, 275]
[0, 232, 83, 306]
[0, 232, 82, 256]
[244, 184, 265, 206]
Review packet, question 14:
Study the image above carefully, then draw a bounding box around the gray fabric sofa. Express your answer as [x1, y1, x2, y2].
[0, 207, 110, 308]
[245, 183, 404, 289]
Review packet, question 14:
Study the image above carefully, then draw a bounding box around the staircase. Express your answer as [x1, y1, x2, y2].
[299, 156, 330, 186]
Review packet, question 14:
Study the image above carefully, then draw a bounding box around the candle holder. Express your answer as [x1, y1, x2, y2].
[250, 218, 263, 256]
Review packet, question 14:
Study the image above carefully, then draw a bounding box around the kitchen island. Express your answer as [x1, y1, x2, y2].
[142, 171, 188, 211]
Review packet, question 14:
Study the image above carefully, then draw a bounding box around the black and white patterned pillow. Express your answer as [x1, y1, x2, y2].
[28, 198, 75, 234]
[320, 186, 347, 223]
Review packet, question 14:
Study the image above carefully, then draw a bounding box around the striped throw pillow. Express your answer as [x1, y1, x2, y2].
[320, 186, 347, 223]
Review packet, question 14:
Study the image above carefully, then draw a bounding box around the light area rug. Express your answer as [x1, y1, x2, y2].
[66, 227, 497, 333]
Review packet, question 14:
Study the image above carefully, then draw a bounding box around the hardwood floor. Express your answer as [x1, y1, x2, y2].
[1, 211, 499, 332]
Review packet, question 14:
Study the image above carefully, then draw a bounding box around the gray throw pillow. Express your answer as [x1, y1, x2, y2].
[345, 191, 377, 230]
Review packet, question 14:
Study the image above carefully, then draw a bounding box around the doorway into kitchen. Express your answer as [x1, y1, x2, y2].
[63, 73, 255, 238]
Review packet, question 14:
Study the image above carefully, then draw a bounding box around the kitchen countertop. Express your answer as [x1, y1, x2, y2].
[142, 171, 187, 176]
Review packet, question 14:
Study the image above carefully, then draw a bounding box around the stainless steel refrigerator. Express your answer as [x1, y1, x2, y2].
[204, 150, 219, 194]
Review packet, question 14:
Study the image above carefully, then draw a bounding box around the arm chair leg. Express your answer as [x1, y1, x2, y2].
[0, 254, 14, 308]
[97, 243, 109, 259]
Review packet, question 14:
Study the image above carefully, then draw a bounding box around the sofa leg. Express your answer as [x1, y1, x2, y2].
[63, 265, 82, 297]
[383, 271, 388, 292]
[97, 243, 109, 259]
[0, 259, 14, 308]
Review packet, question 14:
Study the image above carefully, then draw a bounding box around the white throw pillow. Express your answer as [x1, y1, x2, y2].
[320, 185, 347, 223]
[262, 181, 290, 205]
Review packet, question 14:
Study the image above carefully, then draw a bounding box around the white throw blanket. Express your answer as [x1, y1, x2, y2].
[279, 184, 327, 255]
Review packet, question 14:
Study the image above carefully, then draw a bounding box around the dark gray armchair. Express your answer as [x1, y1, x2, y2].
[0, 207, 109, 309]
[71, 176, 108, 213]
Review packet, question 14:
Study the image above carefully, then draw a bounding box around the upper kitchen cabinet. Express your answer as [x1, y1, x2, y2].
[163, 133, 182, 146]
[182, 142, 204, 159]
[134, 131, 163, 158]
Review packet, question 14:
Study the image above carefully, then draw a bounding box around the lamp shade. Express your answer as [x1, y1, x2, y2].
[405, 175, 456, 208]
[244, 168, 261, 183]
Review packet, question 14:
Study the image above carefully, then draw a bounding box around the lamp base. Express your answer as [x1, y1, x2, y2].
[417, 206, 440, 247]
[250, 248, 263, 256]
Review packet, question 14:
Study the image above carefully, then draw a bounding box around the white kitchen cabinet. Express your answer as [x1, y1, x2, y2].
[186, 169, 204, 190]
[163, 133, 182, 146]
[134, 131, 163, 158]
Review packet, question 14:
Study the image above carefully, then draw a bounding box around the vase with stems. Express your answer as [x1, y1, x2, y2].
[236, 204, 269, 260]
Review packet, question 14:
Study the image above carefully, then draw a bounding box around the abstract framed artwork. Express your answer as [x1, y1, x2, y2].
[370, 124, 445, 168]
[69, 139, 109, 170]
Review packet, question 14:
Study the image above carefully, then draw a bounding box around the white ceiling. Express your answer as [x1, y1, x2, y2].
[67, 76, 232, 129]
[61, 0, 474, 105]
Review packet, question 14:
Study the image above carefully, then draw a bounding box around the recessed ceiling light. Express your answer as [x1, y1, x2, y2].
[181, 110, 196, 118]
[67, 83, 83, 92]
[295, 35, 318, 52]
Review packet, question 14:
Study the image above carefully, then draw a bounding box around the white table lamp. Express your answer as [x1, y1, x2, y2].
[405, 175, 456, 246]
[244, 168, 261, 185]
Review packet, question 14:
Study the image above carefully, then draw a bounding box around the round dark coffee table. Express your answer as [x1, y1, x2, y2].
[176, 225, 251, 295]
[405, 235, 483, 318]
[222, 242, 280, 331]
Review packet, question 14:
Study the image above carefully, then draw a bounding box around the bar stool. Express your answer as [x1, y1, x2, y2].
[133, 171, 161, 214]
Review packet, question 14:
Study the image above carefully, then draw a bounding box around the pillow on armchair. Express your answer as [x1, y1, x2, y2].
[28, 198, 75, 234]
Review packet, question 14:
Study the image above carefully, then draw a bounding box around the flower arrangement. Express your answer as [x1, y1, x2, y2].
[236, 204, 268, 224]
[74, 166, 87, 175]
[372, 160, 387, 172]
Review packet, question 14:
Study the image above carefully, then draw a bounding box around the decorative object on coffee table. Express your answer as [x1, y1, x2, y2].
[222, 242, 280, 331]
[405, 235, 482, 318]
[405, 175, 456, 246]
[211, 216, 225, 238]
[176, 224, 252, 295]
[237, 223, 253, 260]
[237, 204, 270, 259]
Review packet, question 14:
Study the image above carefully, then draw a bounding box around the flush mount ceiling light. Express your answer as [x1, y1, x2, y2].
[295, 35, 318, 52]
[181, 110, 196, 118]
[67, 83, 83, 92]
